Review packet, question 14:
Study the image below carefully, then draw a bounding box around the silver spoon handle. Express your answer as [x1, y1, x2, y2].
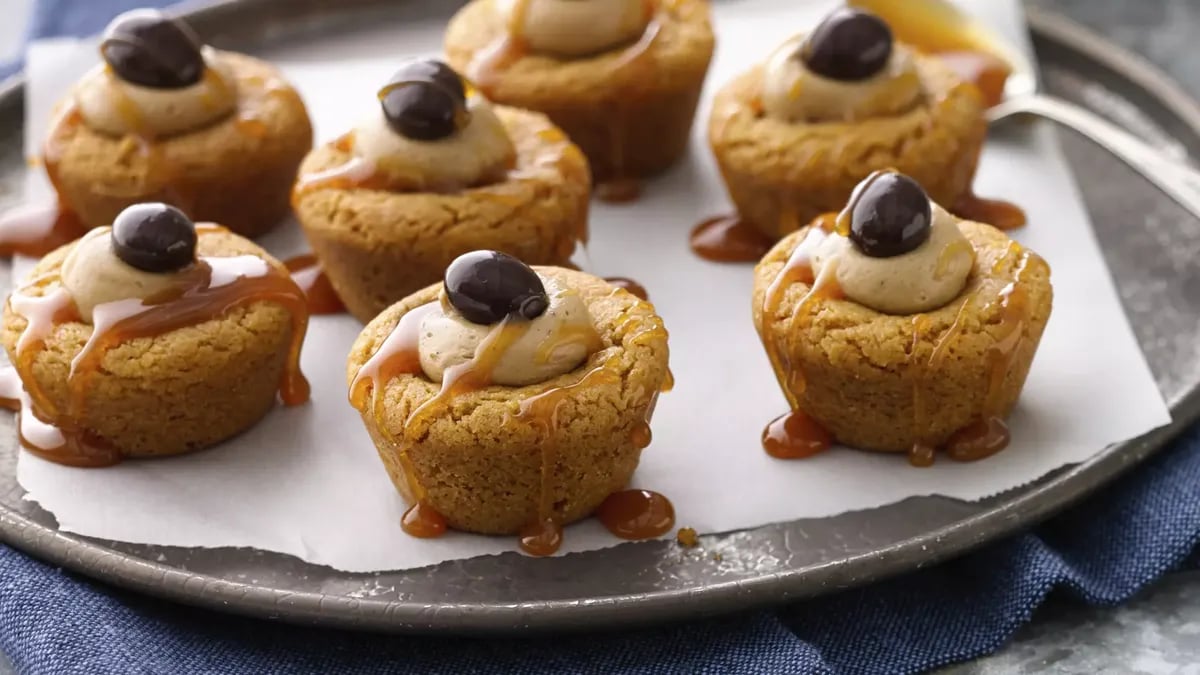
[991, 94, 1200, 222]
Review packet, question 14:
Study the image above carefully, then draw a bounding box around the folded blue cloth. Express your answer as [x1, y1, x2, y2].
[4, 1, 1200, 673]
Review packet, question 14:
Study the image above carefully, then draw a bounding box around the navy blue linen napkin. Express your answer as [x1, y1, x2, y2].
[4, 1, 1200, 673]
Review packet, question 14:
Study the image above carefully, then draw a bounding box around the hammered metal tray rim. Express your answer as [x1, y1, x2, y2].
[0, 4, 1196, 635]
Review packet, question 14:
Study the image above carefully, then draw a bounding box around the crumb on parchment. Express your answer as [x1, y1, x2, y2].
[676, 527, 698, 548]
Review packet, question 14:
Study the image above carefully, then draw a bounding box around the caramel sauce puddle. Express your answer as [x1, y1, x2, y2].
[284, 254, 346, 316]
[689, 215, 775, 264]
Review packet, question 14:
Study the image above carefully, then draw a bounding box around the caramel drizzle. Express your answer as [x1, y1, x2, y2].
[0, 366, 116, 467]
[406, 317, 532, 430]
[290, 132, 390, 197]
[471, 0, 663, 89]
[294, 125, 590, 261]
[756, 215, 845, 460]
[348, 296, 673, 554]
[757, 206, 1043, 466]
[233, 72, 300, 139]
[515, 357, 620, 556]
[944, 246, 1041, 460]
[522, 304, 669, 550]
[348, 303, 440, 416]
[935, 238, 974, 280]
[104, 66, 148, 136]
[295, 124, 584, 197]
[5, 227, 310, 466]
[759, 224, 834, 409]
[101, 61, 266, 204]
[469, 0, 666, 197]
[630, 420, 652, 449]
[74, 83, 194, 211]
[8, 285, 82, 423]
[465, 0, 535, 94]
[1, 64, 289, 259]
[907, 315, 937, 467]
[201, 66, 234, 111]
[43, 102, 81, 168]
[349, 302, 441, 519]
[533, 319, 605, 365]
[758, 255, 843, 461]
[834, 170, 884, 237]
[349, 306, 533, 533]
[72, 257, 310, 411]
[700, 32, 1027, 239]
[106, 60, 277, 140]
[597, 3, 664, 195]
[292, 153, 381, 196]
[3, 282, 117, 466]
[905, 242, 1045, 465]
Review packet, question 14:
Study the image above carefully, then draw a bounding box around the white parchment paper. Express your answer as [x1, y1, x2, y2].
[11, 0, 1169, 572]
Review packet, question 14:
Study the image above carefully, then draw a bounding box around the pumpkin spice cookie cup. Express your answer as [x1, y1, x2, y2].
[446, 0, 715, 197]
[18, 9, 312, 245]
[752, 171, 1052, 466]
[347, 251, 672, 555]
[706, 7, 992, 245]
[0, 203, 310, 467]
[293, 59, 591, 323]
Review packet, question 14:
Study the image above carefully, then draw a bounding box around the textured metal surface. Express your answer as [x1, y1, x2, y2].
[0, 1, 1198, 635]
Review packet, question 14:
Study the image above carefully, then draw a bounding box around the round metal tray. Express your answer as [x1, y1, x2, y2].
[0, 1, 1197, 635]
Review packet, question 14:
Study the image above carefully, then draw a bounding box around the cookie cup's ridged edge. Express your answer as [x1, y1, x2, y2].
[295, 106, 591, 324]
[751, 221, 1053, 453]
[444, 0, 715, 180]
[710, 56, 986, 240]
[347, 267, 670, 535]
[51, 53, 313, 237]
[0, 232, 297, 457]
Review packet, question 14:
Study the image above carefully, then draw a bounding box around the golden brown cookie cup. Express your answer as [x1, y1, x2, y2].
[445, 0, 715, 182]
[1, 231, 299, 458]
[752, 220, 1052, 453]
[347, 268, 670, 536]
[711, 55, 985, 241]
[48, 53, 313, 238]
[294, 107, 590, 324]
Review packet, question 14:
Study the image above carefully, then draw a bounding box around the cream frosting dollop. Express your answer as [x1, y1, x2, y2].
[811, 203, 974, 315]
[60, 228, 187, 322]
[418, 276, 599, 387]
[74, 47, 238, 138]
[497, 0, 651, 58]
[760, 34, 923, 123]
[352, 94, 515, 191]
